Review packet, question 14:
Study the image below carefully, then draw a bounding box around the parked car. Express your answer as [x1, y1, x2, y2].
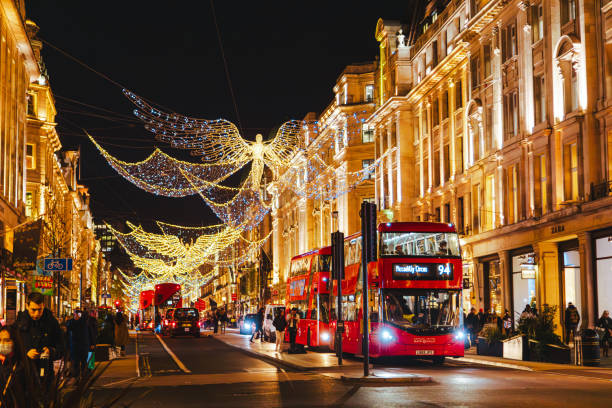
[262, 304, 286, 342]
[167, 308, 201, 338]
[239, 313, 258, 335]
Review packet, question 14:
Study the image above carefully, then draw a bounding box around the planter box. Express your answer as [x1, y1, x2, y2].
[477, 337, 503, 357]
[502, 335, 529, 360]
[527, 339, 570, 364]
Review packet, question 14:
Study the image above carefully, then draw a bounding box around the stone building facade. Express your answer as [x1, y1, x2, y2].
[269, 63, 377, 304]
[370, 0, 612, 337]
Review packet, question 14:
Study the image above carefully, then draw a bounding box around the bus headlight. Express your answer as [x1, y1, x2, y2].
[380, 329, 394, 342]
[454, 330, 465, 341]
[320, 332, 330, 342]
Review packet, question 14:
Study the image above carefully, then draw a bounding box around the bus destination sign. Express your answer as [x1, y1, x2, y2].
[393, 263, 453, 280]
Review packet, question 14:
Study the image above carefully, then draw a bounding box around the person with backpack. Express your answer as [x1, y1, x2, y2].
[287, 308, 300, 353]
[564, 302, 580, 343]
[272, 309, 287, 352]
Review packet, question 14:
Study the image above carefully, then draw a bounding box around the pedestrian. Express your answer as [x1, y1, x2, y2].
[213, 309, 219, 334]
[465, 307, 479, 347]
[66, 309, 93, 379]
[521, 304, 534, 320]
[273, 308, 287, 352]
[220, 308, 228, 334]
[596, 310, 612, 357]
[99, 313, 115, 345]
[477, 308, 485, 329]
[16, 292, 65, 389]
[502, 309, 512, 336]
[287, 308, 300, 353]
[0, 324, 38, 407]
[114, 312, 129, 356]
[564, 302, 580, 343]
[250, 307, 264, 343]
[154, 311, 162, 334]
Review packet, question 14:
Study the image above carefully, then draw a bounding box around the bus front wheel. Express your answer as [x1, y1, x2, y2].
[432, 356, 445, 365]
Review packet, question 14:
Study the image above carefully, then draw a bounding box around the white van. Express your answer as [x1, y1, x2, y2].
[262, 304, 286, 342]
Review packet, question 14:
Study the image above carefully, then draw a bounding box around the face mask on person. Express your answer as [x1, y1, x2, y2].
[0, 343, 14, 356]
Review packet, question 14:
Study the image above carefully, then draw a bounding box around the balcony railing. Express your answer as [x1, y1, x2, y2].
[590, 180, 612, 201]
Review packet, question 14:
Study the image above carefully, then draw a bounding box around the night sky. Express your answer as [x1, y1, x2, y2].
[26, 1, 409, 229]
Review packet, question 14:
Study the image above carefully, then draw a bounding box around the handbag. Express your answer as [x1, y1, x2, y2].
[87, 351, 95, 370]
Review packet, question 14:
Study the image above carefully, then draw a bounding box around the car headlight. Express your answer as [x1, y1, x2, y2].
[320, 332, 330, 341]
[380, 329, 394, 342]
[454, 330, 465, 341]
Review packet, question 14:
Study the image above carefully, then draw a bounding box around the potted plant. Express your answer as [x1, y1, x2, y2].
[477, 325, 504, 357]
[517, 305, 570, 363]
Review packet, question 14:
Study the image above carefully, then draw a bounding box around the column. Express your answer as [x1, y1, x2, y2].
[577, 232, 596, 329]
[498, 250, 512, 314]
[517, 1, 534, 134]
[533, 241, 562, 336]
[492, 24, 503, 150]
[396, 110, 414, 220]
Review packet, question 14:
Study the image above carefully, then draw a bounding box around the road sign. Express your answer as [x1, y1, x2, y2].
[231, 293, 237, 301]
[101, 293, 112, 299]
[43, 258, 73, 271]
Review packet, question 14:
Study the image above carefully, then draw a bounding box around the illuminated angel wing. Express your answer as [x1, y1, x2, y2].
[263, 120, 306, 166]
[124, 89, 251, 164]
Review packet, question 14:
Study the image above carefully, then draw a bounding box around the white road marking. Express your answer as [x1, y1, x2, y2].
[154, 333, 192, 374]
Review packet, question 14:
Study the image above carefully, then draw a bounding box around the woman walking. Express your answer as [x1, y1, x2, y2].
[0, 324, 37, 407]
[114, 312, 129, 356]
[597, 310, 612, 357]
[273, 309, 287, 352]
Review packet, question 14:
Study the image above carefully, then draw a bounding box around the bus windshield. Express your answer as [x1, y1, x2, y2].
[380, 231, 460, 257]
[383, 289, 460, 329]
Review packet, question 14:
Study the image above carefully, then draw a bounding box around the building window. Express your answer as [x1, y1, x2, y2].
[365, 85, 374, 102]
[432, 40, 439, 67]
[443, 143, 450, 182]
[362, 159, 375, 179]
[434, 150, 441, 187]
[26, 144, 35, 170]
[457, 196, 465, 233]
[471, 54, 480, 89]
[442, 91, 449, 120]
[485, 106, 493, 152]
[502, 21, 518, 62]
[25, 192, 33, 217]
[504, 91, 519, 140]
[561, 0, 576, 25]
[362, 127, 374, 144]
[433, 98, 440, 127]
[564, 142, 579, 201]
[455, 80, 462, 109]
[455, 134, 463, 174]
[534, 153, 548, 216]
[507, 164, 519, 224]
[435, 207, 441, 222]
[570, 66, 579, 113]
[484, 42, 492, 78]
[444, 202, 451, 223]
[531, 4, 544, 43]
[534, 75, 546, 124]
[26, 92, 36, 117]
[473, 183, 481, 234]
[484, 174, 495, 230]
[362, 197, 375, 205]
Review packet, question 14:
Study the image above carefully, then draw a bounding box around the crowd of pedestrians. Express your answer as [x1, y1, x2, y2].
[0, 292, 133, 405]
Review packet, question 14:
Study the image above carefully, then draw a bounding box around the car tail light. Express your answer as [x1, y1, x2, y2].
[197, 321, 201, 328]
[164, 319, 168, 325]
[172, 322, 176, 328]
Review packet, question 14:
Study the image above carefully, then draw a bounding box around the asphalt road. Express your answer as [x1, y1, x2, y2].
[93, 331, 612, 407]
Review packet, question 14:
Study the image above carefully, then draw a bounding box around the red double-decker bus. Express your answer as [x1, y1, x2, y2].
[154, 283, 182, 331]
[285, 246, 332, 348]
[139, 290, 154, 330]
[329, 222, 464, 364]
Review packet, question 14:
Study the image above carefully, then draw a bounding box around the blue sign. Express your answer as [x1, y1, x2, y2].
[43, 258, 73, 271]
[101, 293, 112, 299]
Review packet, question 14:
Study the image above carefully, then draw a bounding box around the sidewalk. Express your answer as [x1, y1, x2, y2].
[457, 347, 612, 373]
[212, 330, 363, 371]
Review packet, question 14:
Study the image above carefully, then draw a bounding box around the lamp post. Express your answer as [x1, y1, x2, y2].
[331, 210, 344, 365]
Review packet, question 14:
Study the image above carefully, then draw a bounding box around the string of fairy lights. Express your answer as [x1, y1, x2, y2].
[96, 89, 384, 304]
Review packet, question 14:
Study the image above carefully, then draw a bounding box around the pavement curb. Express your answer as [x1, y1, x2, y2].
[340, 374, 433, 384]
[457, 357, 534, 371]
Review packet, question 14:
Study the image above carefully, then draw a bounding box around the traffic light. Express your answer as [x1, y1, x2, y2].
[331, 231, 344, 280]
[360, 201, 377, 263]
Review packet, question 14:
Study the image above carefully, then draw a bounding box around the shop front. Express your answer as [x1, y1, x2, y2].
[511, 249, 536, 325]
[594, 229, 612, 319]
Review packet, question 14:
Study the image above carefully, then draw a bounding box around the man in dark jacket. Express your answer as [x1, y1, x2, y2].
[564, 302, 580, 342]
[465, 307, 480, 347]
[67, 309, 92, 378]
[16, 292, 65, 389]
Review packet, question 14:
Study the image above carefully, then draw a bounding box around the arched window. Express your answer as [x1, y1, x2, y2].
[555, 37, 580, 117]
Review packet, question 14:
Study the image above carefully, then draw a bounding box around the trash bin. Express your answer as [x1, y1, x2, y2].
[580, 329, 600, 367]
